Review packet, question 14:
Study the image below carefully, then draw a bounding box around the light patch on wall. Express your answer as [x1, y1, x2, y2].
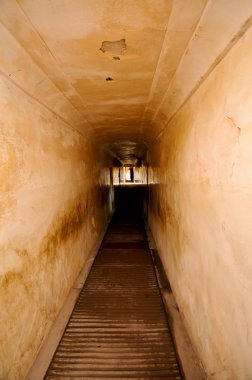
[100, 39, 127, 55]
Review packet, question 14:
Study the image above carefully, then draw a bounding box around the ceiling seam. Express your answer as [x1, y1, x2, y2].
[13, 0, 99, 133]
[137, 0, 209, 158]
[0, 69, 89, 141]
[138, 4, 173, 128]
[150, 0, 211, 125]
[0, 16, 87, 130]
[136, 2, 173, 157]
[0, 18, 89, 135]
[147, 15, 252, 150]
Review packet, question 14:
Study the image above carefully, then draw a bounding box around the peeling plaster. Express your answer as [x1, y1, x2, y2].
[100, 38, 127, 55]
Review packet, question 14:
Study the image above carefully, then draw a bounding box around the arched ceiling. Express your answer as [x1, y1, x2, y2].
[1, 0, 252, 164]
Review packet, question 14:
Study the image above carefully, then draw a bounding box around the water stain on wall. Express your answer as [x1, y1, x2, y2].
[0, 197, 89, 310]
[1, 249, 31, 289]
[0, 137, 19, 192]
[40, 199, 88, 262]
[0, 197, 91, 379]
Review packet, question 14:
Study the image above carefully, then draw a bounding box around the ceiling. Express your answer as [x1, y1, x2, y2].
[1, 0, 251, 164]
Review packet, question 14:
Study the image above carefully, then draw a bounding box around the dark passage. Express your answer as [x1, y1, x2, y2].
[45, 186, 182, 379]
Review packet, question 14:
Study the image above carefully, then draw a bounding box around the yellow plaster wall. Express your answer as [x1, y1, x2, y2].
[2, 1, 252, 378]
[0, 54, 112, 380]
[147, 21, 252, 380]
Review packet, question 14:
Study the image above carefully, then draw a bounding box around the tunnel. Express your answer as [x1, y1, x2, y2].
[1, 1, 252, 379]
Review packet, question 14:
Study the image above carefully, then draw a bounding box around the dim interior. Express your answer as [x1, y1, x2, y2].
[1, 1, 252, 379]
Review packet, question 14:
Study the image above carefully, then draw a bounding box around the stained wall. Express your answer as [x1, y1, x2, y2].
[2, 1, 252, 379]
[0, 28, 113, 380]
[147, 20, 252, 380]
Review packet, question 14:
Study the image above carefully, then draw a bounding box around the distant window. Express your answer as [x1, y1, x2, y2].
[113, 166, 146, 186]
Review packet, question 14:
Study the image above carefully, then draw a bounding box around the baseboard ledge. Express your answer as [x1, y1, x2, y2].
[144, 219, 207, 380]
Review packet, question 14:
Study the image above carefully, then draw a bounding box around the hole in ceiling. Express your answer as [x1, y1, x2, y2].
[100, 39, 127, 55]
[106, 77, 114, 81]
[113, 56, 121, 60]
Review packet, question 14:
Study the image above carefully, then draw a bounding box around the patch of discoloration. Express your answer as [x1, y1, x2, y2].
[0, 192, 111, 379]
[100, 39, 127, 55]
[0, 136, 20, 192]
[40, 199, 88, 262]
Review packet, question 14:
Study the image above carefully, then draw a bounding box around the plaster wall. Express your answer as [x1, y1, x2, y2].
[147, 22, 252, 380]
[0, 45, 112, 380]
[2, 1, 252, 379]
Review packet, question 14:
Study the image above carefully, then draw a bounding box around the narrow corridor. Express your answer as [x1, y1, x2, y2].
[2, 2, 252, 378]
[44, 187, 182, 379]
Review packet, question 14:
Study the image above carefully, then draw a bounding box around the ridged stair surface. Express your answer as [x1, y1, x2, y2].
[45, 191, 182, 379]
